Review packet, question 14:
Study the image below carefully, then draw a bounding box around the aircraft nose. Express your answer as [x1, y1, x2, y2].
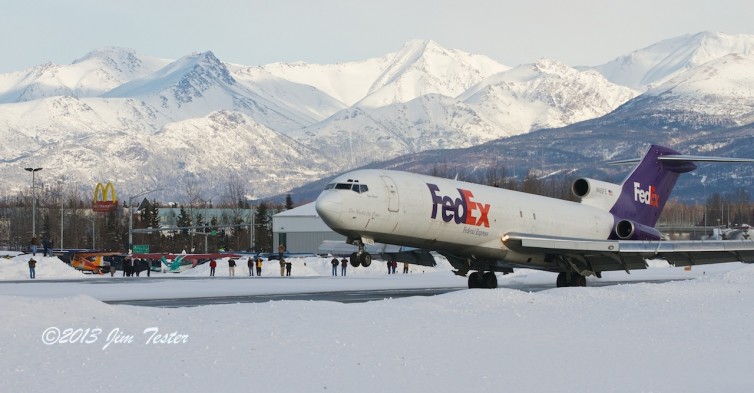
[315, 191, 343, 227]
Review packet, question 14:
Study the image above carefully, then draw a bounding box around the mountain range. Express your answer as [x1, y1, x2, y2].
[1, 31, 753, 203]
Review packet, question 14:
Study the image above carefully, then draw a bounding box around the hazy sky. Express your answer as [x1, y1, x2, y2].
[3, 0, 753, 72]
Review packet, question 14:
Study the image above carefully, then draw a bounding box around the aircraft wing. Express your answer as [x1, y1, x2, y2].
[319, 240, 437, 267]
[502, 232, 754, 273]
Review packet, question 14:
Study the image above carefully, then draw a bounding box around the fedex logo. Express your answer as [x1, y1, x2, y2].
[428, 183, 490, 227]
[633, 182, 659, 207]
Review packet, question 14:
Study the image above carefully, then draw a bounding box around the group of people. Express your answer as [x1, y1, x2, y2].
[121, 257, 152, 277]
[29, 236, 54, 257]
[330, 256, 348, 276]
[209, 256, 264, 277]
[387, 260, 410, 274]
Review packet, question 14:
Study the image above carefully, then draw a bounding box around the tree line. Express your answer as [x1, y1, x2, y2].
[0, 178, 295, 253]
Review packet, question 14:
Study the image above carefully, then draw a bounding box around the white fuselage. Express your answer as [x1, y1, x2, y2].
[315, 169, 615, 267]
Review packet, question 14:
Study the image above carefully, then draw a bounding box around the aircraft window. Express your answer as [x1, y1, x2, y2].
[325, 183, 335, 190]
[335, 183, 352, 190]
[359, 185, 368, 193]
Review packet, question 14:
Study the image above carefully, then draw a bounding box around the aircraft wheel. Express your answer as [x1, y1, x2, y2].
[349, 253, 360, 267]
[468, 272, 480, 289]
[572, 273, 587, 287]
[556, 272, 567, 288]
[482, 272, 498, 289]
[360, 253, 372, 267]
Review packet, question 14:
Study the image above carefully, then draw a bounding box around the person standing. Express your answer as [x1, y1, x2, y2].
[256, 257, 263, 276]
[387, 260, 392, 274]
[403, 262, 409, 274]
[42, 238, 49, 257]
[279, 258, 285, 277]
[331, 257, 339, 276]
[209, 259, 217, 277]
[30, 236, 38, 256]
[391, 260, 398, 274]
[247, 257, 254, 276]
[284, 258, 292, 276]
[28, 257, 36, 279]
[229, 258, 236, 277]
[340, 257, 348, 277]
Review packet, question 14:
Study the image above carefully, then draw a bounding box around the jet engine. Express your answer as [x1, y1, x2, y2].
[614, 219, 662, 240]
[572, 178, 620, 210]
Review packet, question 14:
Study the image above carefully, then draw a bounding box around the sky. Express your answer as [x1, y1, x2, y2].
[2, 0, 754, 72]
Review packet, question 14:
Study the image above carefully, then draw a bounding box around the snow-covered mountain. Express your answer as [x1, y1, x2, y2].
[591, 31, 754, 90]
[0, 47, 170, 103]
[462, 58, 637, 133]
[1, 33, 753, 201]
[604, 53, 754, 129]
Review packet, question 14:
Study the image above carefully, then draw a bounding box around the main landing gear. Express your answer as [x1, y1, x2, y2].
[556, 272, 586, 288]
[468, 271, 498, 289]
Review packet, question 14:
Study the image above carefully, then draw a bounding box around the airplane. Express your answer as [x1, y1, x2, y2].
[315, 144, 754, 289]
[131, 252, 241, 273]
[70, 252, 122, 274]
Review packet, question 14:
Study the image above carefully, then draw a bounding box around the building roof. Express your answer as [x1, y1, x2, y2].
[274, 202, 317, 218]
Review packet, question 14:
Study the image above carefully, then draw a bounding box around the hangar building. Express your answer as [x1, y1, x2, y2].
[272, 202, 345, 254]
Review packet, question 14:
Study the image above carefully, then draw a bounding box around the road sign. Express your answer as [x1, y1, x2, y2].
[133, 244, 149, 253]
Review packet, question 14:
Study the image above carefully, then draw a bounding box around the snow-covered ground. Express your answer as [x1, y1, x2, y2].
[2, 253, 754, 392]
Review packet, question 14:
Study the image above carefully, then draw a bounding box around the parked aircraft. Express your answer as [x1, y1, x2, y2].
[70, 252, 121, 274]
[131, 252, 240, 272]
[315, 145, 754, 288]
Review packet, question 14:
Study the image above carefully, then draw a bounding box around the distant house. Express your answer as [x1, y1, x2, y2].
[272, 202, 344, 254]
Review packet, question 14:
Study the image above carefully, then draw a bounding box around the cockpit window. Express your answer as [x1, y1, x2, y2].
[326, 181, 369, 193]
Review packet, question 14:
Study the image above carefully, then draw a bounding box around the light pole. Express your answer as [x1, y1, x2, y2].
[128, 188, 162, 252]
[199, 194, 218, 253]
[57, 180, 65, 251]
[24, 167, 43, 238]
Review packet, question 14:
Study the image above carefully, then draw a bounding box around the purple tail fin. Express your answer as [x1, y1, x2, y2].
[609, 145, 696, 228]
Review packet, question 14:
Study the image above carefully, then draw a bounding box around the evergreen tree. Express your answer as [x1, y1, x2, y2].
[285, 194, 294, 210]
[254, 202, 272, 252]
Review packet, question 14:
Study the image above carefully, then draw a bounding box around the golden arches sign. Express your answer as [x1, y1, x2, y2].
[93, 182, 118, 212]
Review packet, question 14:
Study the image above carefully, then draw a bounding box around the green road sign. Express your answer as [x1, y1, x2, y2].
[133, 244, 149, 253]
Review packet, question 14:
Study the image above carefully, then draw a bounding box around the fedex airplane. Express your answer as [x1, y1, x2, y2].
[315, 145, 754, 289]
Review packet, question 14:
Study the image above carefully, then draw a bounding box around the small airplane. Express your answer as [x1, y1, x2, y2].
[70, 252, 122, 274]
[315, 144, 754, 288]
[131, 252, 240, 273]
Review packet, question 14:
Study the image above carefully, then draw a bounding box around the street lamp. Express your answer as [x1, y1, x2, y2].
[198, 194, 218, 253]
[128, 188, 162, 252]
[24, 167, 43, 238]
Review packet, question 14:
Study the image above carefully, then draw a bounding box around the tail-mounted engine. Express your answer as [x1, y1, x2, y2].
[572, 178, 621, 211]
[614, 219, 662, 240]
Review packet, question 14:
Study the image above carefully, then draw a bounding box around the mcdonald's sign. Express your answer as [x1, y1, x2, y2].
[93, 182, 118, 212]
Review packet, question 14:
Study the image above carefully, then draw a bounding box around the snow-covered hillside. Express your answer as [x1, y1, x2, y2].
[592, 31, 754, 90]
[0, 47, 170, 103]
[605, 53, 754, 129]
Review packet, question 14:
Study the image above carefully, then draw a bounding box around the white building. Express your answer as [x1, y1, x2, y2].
[272, 202, 344, 254]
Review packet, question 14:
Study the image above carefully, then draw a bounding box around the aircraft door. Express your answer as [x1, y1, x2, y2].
[380, 176, 400, 212]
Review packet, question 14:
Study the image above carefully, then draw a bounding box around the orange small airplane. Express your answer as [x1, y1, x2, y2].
[70, 252, 122, 274]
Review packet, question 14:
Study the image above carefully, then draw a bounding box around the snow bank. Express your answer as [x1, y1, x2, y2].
[2, 264, 754, 392]
[0, 254, 89, 280]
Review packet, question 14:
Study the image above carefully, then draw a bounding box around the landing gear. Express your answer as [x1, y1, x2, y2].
[467, 271, 498, 289]
[349, 240, 372, 268]
[556, 272, 587, 288]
